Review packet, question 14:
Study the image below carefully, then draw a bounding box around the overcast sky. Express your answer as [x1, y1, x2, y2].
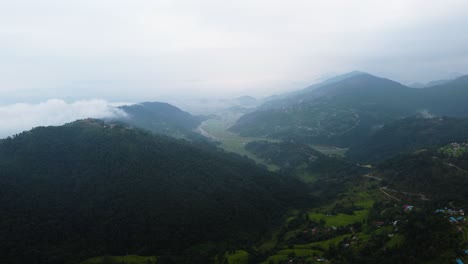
[1, 0, 468, 104]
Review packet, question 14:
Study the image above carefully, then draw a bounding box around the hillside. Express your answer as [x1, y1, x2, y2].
[374, 144, 468, 208]
[260, 71, 367, 110]
[0, 119, 309, 264]
[347, 117, 468, 163]
[422, 75, 468, 117]
[230, 73, 419, 146]
[230, 73, 468, 147]
[118, 102, 206, 139]
[245, 141, 367, 202]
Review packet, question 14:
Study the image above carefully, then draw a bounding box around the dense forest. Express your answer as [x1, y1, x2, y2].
[118, 102, 207, 140]
[0, 119, 310, 264]
[231, 73, 468, 147]
[245, 140, 367, 203]
[347, 117, 468, 163]
[375, 145, 468, 208]
[2, 73, 468, 264]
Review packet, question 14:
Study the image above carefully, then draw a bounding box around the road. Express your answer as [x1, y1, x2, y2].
[363, 174, 430, 201]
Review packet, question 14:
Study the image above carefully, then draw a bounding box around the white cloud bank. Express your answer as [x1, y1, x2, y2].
[0, 99, 128, 138]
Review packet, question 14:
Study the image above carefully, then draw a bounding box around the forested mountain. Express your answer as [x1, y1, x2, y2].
[246, 140, 363, 178]
[118, 102, 206, 139]
[422, 75, 468, 117]
[245, 141, 367, 202]
[260, 71, 367, 109]
[347, 117, 468, 163]
[230, 72, 468, 147]
[374, 144, 468, 208]
[0, 119, 309, 264]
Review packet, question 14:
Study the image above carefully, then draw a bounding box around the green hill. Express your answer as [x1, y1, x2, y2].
[230, 73, 419, 146]
[374, 145, 468, 207]
[118, 102, 206, 139]
[230, 73, 468, 147]
[347, 117, 468, 163]
[0, 119, 309, 264]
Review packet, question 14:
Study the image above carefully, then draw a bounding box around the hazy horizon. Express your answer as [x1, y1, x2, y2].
[2, 0, 468, 103]
[2, 0, 468, 138]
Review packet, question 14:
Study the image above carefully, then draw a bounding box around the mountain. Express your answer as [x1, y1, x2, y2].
[408, 73, 464, 88]
[421, 75, 468, 117]
[230, 72, 468, 147]
[260, 70, 367, 109]
[245, 140, 367, 201]
[0, 119, 309, 264]
[409, 79, 454, 88]
[347, 117, 468, 163]
[230, 73, 420, 146]
[118, 102, 206, 139]
[374, 144, 468, 208]
[245, 140, 363, 178]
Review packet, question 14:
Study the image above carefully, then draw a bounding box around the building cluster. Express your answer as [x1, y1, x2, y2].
[435, 208, 465, 224]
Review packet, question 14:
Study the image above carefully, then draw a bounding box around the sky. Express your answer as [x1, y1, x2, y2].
[1, 0, 468, 136]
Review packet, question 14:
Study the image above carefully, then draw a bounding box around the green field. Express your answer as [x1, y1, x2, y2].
[311, 145, 348, 157]
[277, 248, 322, 257]
[386, 234, 405, 248]
[308, 210, 369, 227]
[80, 255, 157, 264]
[199, 114, 279, 170]
[224, 250, 249, 264]
[294, 234, 352, 250]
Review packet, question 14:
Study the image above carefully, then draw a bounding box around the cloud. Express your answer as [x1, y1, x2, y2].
[0, 99, 127, 138]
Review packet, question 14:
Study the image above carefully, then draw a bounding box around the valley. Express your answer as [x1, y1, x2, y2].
[2, 72, 468, 264]
[3, 2, 468, 263]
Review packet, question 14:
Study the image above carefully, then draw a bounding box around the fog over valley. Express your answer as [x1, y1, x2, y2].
[2, 1, 468, 264]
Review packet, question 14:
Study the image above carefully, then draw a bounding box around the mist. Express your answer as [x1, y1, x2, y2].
[0, 99, 127, 138]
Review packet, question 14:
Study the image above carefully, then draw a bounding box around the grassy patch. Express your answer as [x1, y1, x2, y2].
[295, 166, 319, 184]
[277, 248, 322, 257]
[261, 254, 289, 264]
[308, 210, 369, 227]
[80, 255, 157, 264]
[258, 231, 281, 253]
[311, 145, 348, 157]
[225, 250, 249, 264]
[386, 234, 404, 248]
[294, 234, 352, 251]
[200, 117, 279, 170]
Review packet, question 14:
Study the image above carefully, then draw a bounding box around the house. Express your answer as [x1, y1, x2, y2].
[456, 258, 464, 264]
[449, 217, 458, 223]
[403, 205, 414, 211]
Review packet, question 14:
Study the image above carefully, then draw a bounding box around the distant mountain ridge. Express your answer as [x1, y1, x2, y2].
[260, 70, 367, 110]
[230, 71, 468, 147]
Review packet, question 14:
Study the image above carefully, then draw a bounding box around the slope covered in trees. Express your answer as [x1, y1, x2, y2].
[245, 140, 367, 202]
[230, 73, 468, 147]
[375, 145, 468, 208]
[0, 119, 309, 264]
[118, 102, 206, 139]
[347, 117, 468, 163]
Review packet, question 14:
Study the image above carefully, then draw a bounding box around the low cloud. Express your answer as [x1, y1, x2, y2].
[418, 109, 435, 119]
[0, 99, 127, 138]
